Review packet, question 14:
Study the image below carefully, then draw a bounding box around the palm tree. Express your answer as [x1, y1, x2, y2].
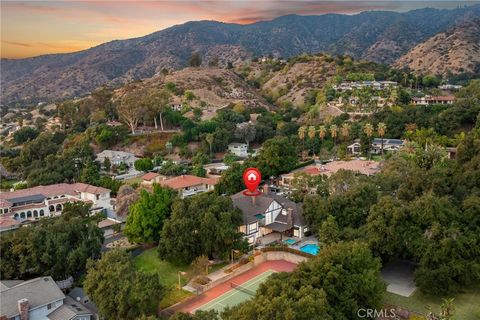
[364, 123, 374, 138]
[330, 124, 338, 144]
[377, 122, 387, 155]
[340, 123, 350, 142]
[308, 126, 316, 156]
[318, 125, 327, 141]
[364, 123, 374, 156]
[206, 133, 214, 156]
[298, 126, 306, 159]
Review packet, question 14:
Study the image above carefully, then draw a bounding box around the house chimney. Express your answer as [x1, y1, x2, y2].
[262, 184, 269, 194]
[17, 298, 29, 320]
[286, 208, 293, 229]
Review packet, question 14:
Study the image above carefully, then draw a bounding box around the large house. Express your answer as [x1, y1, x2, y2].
[411, 95, 455, 106]
[95, 150, 138, 167]
[0, 277, 95, 320]
[0, 183, 113, 223]
[371, 138, 405, 154]
[333, 80, 398, 92]
[231, 186, 308, 245]
[159, 175, 218, 198]
[280, 160, 380, 189]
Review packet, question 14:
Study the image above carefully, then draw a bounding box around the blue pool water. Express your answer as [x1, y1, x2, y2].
[284, 239, 296, 245]
[300, 244, 319, 255]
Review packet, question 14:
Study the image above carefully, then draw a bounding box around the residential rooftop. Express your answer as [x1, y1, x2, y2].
[0, 277, 65, 318]
[159, 175, 218, 190]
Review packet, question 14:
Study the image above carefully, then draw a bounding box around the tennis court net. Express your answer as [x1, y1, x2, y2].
[230, 282, 256, 296]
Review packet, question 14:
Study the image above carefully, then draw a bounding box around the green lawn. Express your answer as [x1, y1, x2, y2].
[383, 285, 480, 320]
[134, 248, 227, 309]
[134, 248, 189, 288]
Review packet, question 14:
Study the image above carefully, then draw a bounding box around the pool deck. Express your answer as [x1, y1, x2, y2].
[290, 236, 319, 251]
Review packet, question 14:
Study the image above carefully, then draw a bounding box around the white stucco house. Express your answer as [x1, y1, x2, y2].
[0, 183, 114, 225]
[228, 143, 248, 158]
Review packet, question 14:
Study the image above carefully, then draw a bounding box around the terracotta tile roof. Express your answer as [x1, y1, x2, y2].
[0, 199, 12, 207]
[0, 216, 20, 228]
[284, 160, 380, 178]
[142, 172, 160, 181]
[98, 218, 120, 229]
[0, 183, 110, 202]
[159, 175, 218, 190]
[72, 183, 110, 194]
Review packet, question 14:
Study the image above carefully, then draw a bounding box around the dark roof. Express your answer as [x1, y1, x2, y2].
[8, 194, 45, 205]
[231, 190, 305, 226]
[265, 222, 291, 232]
[372, 138, 404, 145]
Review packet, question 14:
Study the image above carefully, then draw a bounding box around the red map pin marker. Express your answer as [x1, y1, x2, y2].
[243, 168, 261, 195]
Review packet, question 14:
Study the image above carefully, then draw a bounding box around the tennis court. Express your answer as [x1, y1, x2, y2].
[194, 269, 276, 313]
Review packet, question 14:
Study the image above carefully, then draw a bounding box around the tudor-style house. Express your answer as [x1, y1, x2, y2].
[0, 183, 113, 222]
[231, 185, 308, 245]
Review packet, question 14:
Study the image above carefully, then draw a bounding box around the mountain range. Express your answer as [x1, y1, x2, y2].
[394, 15, 480, 75]
[1, 5, 480, 105]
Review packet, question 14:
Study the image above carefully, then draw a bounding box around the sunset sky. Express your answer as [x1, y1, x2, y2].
[1, 1, 477, 59]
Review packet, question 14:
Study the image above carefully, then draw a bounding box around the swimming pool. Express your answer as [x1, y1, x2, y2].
[284, 239, 296, 245]
[300, 243, 319, 255]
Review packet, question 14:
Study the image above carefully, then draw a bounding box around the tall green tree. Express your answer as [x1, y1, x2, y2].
[84, 249, 164, 320]
[189, 52, 202, 67]
[124, 185, 175, 244]
[158, 193, 244, 264]
[134, 158, 154, 172]
[0, 203, 103, 280]
[257, 136, 298, 177]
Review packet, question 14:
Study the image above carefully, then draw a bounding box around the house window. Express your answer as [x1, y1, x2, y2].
[293, 228, 300, 237]
[96, 194, 100, 200]
[33, 210, 38, 217]
[27, 211, 32, 218]
[248, 222, 257, 233]
[47, 303, 52, 310]
[40, 210, 44, 216]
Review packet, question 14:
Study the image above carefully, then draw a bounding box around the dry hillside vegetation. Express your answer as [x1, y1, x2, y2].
[394, 18, 480, 75]
[261, 56, 339, 107]
[163, 67, 270, 109]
